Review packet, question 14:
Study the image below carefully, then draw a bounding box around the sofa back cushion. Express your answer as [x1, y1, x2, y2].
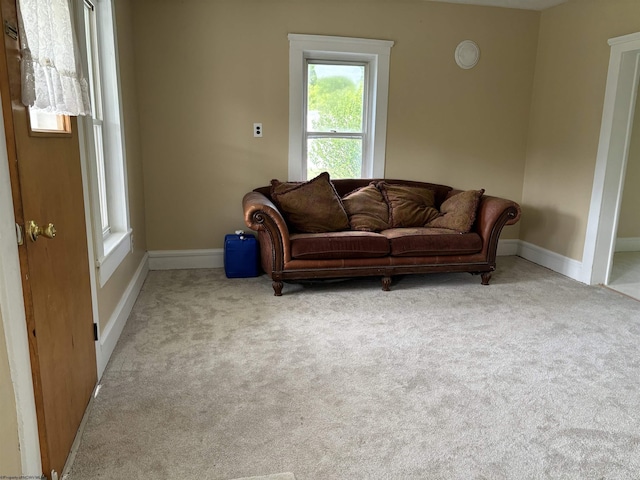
[426, 189, 485, 233]
[331, 179, 452, 206]
[378, 182, 440, 228]
[342, 184, 390, 232]
[271, 172, 350, 233]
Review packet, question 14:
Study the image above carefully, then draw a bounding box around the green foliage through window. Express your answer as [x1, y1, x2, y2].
[306, 63, 365, 179]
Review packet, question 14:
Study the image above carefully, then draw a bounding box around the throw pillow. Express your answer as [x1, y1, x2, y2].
[342, 184, 390, 232]
[426, 189, 485, 233]
[271, 172, 350, 233]
[378, 182, 440, 228]
[270, 179, 300, 198]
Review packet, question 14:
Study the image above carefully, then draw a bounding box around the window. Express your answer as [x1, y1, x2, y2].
[77, 0, 131, 286]
[28, 110, 71, 135]
[84, 0, 109, 236]
[289, 34, 394, 181]
[306, 62, 366, 179]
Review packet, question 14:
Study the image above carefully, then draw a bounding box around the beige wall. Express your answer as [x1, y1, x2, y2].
[96, 0, 147, 333]
[0, 309, 21, 477]
[132, 0, 540, 249]
[617, 87, 640, 240]
[521, 0, 640, 260]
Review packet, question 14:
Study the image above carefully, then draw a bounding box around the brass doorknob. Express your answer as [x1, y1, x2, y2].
[27, 220, 56, 242]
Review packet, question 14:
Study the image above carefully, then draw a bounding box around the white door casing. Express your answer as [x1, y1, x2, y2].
[583, 32, 640, 285]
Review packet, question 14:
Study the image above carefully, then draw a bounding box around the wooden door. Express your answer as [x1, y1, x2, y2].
[0, 1, 97, 478]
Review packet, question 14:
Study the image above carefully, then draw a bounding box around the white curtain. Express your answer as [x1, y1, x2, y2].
[17, 0, 91, 116]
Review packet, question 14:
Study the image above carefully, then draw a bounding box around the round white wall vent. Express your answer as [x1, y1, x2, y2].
[455, 40, 480, 69]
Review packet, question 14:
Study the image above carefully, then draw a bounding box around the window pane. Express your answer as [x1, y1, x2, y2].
[93, 124, 110, 234]
[307, 64, 364, 133]
[84, 0, 102, 121]
[307, 137, 362, 179]
[29, 109, 71, 134]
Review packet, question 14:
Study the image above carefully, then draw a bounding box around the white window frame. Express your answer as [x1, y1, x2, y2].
[288, 34, 394, 181]
[83, 0, 109, 237]
[75, 0, 131, 287]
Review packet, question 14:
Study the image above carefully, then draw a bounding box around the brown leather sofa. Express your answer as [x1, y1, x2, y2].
[243, 178, 521, 296]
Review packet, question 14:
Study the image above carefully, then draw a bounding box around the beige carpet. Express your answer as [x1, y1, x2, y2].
[67, 256, 640, 479]
[229, 474, 295, 480]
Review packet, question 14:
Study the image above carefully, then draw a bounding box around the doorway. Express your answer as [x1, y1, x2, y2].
[608, 96, 640, 299]
[583, 32, 640, 294]
[0, 0, 98, 477]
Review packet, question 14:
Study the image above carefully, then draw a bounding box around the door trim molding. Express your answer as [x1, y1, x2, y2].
[582, 32, 640, 285]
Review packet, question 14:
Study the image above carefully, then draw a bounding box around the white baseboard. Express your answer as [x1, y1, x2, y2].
[516, 240, 584, 283]
[497, 239, 519, 256]
[145, 241, 584, 283]
[148, 249, 224, 270]
[147, 241, 531, 268]
[615, 237, 640, 252]
[149, 242, 516, 270]
[96, 253, 149, 379]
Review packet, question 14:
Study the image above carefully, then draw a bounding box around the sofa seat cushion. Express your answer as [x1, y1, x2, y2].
[290, 231, 390, 260]
[381, 228, 482, 256]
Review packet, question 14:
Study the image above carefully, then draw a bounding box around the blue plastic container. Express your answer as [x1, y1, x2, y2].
[224, 231, 259, 278]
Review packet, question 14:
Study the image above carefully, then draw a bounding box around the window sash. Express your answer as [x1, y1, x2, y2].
[84, 0, 103, 121]
[75, 0, 131, 287]
[306, 137, 364, 180]
[305, 60, 367, 135]
[92, 122, 110, 236]
[307, 131, 363, 138]
[84, 0, 110, 236]
[303, 59, 368, 178]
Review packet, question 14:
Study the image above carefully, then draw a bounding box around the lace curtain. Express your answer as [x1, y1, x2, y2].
[17, 0, 91, 116]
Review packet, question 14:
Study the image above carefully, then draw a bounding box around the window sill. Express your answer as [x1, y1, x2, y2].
[97, 229, 132, 287]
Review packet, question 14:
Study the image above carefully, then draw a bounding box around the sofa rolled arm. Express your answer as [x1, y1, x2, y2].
[475, 195, 522, 262]
[243, 191, 291, 270]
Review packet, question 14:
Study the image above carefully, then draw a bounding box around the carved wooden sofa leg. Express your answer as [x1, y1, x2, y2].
[480, 272, 492, 285]
[382, 276, 392, 291]
[272, 281, 284, 296]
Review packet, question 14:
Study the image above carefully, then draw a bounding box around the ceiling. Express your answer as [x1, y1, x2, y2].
[427, 0, 568, 11]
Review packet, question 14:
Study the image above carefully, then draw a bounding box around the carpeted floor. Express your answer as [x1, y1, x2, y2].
[67, 256, 640, 479]
[229, 475, 295, 480]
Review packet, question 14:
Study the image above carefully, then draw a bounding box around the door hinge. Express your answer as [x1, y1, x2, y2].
[4, 20, 18, 40]
[16, 223, 23, 245]
[93, 323, 98, 341]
